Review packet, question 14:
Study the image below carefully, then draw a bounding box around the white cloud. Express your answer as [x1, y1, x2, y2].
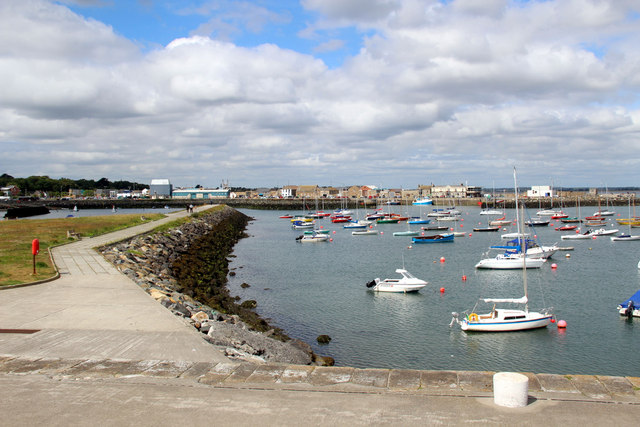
[1, 0, 640, 188]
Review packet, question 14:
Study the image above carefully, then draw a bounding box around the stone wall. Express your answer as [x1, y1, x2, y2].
[100, 206, 330, 365]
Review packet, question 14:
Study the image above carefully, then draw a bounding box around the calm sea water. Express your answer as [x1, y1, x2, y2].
[228, 205, 640, 377]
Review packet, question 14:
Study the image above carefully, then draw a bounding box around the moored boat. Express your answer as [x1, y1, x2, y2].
[352, 229, 378, 236]
[366, 269, 428, 293]
[617, 289, 640, 318]
[412, 197, 433, 205]
[295, 232, 330, 243]
[451, 167, 553, 332]
[412, 233, 454, 243]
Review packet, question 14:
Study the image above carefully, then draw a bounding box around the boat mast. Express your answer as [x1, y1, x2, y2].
[514, 167, 529, 313]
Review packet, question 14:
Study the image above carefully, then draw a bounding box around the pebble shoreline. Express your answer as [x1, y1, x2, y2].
[100, 206, 333, 366]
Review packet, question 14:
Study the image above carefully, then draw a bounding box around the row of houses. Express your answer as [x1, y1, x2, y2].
[234, 184, 484, 200]
[143, 180, 485, 200]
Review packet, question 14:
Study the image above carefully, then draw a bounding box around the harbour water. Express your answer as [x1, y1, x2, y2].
[228, 205, 640, 377]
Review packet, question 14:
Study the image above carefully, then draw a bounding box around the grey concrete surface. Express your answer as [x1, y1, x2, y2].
[0, 205, 228, 363]
[1, 205, 639, 425]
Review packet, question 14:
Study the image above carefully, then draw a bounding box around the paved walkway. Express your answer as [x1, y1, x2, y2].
[1, 206, 639, 425]
[0, 205, 227, 363]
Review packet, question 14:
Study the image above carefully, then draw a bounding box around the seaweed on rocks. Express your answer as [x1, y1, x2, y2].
[169, 208, 290, 341]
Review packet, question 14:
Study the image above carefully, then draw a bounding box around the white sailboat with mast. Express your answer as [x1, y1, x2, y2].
[450, 167, 553, 332]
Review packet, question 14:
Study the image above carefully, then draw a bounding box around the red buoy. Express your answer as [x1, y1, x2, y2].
[557, 320, 567, 328]
[462, 275, 467, 281]
[440, 257, 446, 263]
[551, 263, 557, 269]
[440, 287, 445, 293]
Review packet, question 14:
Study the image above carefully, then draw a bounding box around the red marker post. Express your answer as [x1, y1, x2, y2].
[32, 239, 39, 275]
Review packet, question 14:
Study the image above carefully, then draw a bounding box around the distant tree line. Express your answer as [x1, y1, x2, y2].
[0, 174, 149, 195]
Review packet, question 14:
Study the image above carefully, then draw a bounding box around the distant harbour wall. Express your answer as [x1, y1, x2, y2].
[1, 195, 636, 212]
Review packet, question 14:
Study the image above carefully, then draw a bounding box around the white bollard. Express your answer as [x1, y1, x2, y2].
[493, 372, 529, 408]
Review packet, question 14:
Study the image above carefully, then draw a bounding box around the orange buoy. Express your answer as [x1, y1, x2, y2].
[557, 320, 567, 328]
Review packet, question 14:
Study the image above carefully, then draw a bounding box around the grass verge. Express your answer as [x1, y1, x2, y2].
[0, 213, 166, 286]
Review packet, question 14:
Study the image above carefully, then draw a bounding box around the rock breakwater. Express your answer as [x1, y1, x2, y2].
[100, 206, 330, 365]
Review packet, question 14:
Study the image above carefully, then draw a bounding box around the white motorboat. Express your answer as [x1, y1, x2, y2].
[412, 198, 433, 205]
[536, 209, 563, 216]
[480, 209, 504, 215]
[591, 228, 619, 236]
[561, 230, 593, 240]
[295, 233, 329, 243]
[366, 269, 427, 293]
[451, 167, 553, 332]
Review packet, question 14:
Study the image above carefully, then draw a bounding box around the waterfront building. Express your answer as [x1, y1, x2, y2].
[172, 188, 230, 199]
[527, 186, 555, 198]
[280, 185, 297, 198]
[149, 179, 172, 198]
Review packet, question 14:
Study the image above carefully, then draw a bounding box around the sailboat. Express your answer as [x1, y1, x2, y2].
[611, 195, 640, 241]
[475, 185, 546, 269]
[560, 197, 592, 239]
[592, 185, 615, 217]
[480, 183, 504, 215]
[451, 167, 553, 332]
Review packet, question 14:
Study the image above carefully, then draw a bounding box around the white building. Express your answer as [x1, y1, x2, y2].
[527, 186, 555, 198]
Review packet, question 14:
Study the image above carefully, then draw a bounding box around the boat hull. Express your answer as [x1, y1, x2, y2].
[475, 256, 545, 269]
[393, 231, 419, 236]
[372, 284, 426, 293]
[412, 233, 454, 243]
[611, 235, 640, 241]
[461, 315, 552, 332]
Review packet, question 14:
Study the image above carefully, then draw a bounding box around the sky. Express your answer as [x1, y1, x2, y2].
[1, 0, 640, 189]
